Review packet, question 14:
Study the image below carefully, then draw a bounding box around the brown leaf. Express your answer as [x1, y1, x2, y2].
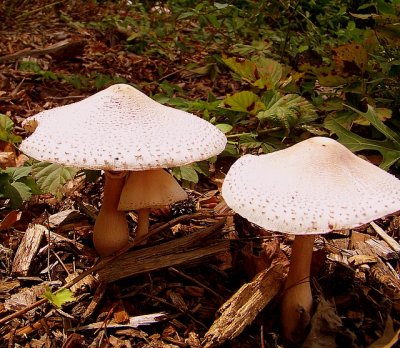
[0, 210, 21, 231]
[368, 316, 400, 348]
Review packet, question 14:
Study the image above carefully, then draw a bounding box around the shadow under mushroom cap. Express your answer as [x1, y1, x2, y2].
[222, 137, 400, 235]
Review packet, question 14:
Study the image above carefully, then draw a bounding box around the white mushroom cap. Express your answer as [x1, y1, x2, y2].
[222, 137, 400, 235]
[118, 169, 188, 210]
[19, 84, 227, 170]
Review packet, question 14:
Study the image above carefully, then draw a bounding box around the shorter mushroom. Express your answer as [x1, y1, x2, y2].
[118, 169, 187, 244]
[222, 136, 400, 345]
[19, 83, 226, 257]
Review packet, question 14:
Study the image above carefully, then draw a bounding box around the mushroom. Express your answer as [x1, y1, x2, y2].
[118, 169, 188, 244]
[221, 136, 400, 344]
[20, 84, 226, 257]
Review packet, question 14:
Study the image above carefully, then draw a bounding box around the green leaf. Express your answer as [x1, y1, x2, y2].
[347, 105, 400, 146]
[324, 105, 400, 170]
[42, 286, 76, 308]
[5, 166, 32, 181]
[252, 57, 283, 90]
[31, 162, 79, 195]
[171, 165, 199, 183]
[3, 181, 32, 208]
[257, 93, 317, 135]
[0, 114, 22, 144]
[223, 57, 258, 82]
[216, 123, 233, 134]
[221, 91, 265, 115]
[223, 57, 283, 90]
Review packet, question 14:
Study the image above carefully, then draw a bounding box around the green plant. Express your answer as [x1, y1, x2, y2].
[325, 105, 400, 170]
[216, 56, 318, 154]
[0, 166, 40, 208]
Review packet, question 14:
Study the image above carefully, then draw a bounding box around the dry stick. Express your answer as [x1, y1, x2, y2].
[168, 267, 225, 303]
[143, 293, 208, 330]
[0, 212, 228, 325]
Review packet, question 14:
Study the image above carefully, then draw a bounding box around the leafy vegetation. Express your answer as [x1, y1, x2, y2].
[1, 0, 399, 190]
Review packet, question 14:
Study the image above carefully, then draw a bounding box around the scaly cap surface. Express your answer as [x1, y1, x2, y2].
[222, 137, 400, 234]
[20, 84, 227, 170]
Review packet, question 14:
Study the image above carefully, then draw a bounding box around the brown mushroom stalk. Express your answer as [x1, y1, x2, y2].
[93, 171, 129, 257]
[281, 235, 315, 343]
[222, 136, 400, 345]
[135, 208, 151, 244]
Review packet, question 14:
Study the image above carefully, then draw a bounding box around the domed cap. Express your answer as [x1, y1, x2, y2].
[19, 84, 227, 171]
[222, 137, 400, 235]
[118, 169, 187, 210]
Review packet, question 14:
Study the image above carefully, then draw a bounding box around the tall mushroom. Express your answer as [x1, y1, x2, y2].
[20, 84, 226, 257]
[118, 169, 188, 244]
[221, 136, 400, 345]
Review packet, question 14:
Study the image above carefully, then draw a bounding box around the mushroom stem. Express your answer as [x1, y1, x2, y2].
[281, 234, 315, 344]
[93, 171, 129, 257]
[134, 208, 151, 245]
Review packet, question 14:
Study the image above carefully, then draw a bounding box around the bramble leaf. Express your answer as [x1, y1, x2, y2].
[221, 91, 265, 115]
[43, 286, 76, 308]
[257, 93, 317, 135]
[31, 162, 79, 196]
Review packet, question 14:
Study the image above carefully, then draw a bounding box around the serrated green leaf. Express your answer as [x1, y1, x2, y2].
[3, 181, 32, 208]
[5, 166, 32, 181]
[346, 105, 400, 146]
[221, 91, 265, 115]
[42, 286, 76, 308]
[257, 93, 317, 135]
[191, 161, 210, 176]
[324, 110, 400, 170]
[31, 162, 79, 195]
[253, 57, 283, 89]
[0, 114, 14, 133]
[223, 57, 259, 82]
[223, 57, 283, 90]
[239, 134, 263, 149]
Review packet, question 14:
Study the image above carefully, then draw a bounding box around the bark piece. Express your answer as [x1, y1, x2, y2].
[370, 221, 400, 254]
[0, 39, 86, 62]
[11, 224, 46, 276]
[48, 209, 83, 228]
[79, 282, 106, 324]
[98, 221, 228, 283]
[203, 259, 289, 347]
[369, 259, 400, 311]
[76, 313, 167, 330]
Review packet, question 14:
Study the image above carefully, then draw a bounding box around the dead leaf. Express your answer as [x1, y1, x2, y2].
[0, 210, 21, 231]
[0, 151, 16, 168]
[368, 316, 400, 348]
[302, 296, 356, 348]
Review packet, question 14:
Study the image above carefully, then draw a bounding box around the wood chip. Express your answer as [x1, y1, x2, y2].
[11, 224, 46, 276]
[76, 313, 167, 330]
[203, 258, 289, 347]
[370, 221, 400, 254]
